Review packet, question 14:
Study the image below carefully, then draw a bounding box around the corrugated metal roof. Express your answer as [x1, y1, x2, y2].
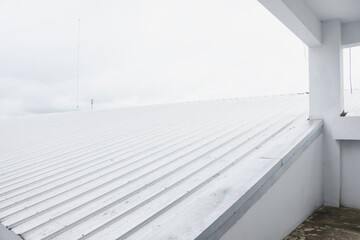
[0, 94, 322, 240]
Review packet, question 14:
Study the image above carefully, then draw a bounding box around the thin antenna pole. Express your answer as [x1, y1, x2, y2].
[76, 18, 81, 110]
[349, 48, 352, 94]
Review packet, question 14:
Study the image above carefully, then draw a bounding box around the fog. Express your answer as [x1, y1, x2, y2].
[0, 0, 310, 117]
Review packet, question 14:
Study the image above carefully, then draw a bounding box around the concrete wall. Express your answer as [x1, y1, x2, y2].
[309, 20, 343, 207]
[220, 135, 323, 240]
[341, 141, 360, 209]
[0, 225, 22, 240]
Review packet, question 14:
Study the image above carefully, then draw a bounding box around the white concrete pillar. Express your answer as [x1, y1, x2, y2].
[309, 20, 343, 207]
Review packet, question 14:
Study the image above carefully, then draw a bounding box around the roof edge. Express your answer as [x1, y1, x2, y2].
[197, 119, 323, 240]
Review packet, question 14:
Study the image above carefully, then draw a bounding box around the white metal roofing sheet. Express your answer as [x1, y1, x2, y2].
[0, 94, 322, 240]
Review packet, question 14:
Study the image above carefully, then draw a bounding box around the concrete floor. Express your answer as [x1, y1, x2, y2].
[284, 206, 360, 240]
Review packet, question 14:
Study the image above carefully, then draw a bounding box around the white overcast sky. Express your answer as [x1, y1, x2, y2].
[0, 0, 336, 117]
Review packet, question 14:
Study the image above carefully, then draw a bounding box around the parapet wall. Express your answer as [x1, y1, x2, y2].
[340, 140, 360, 208]
[220, 134, 323, 240]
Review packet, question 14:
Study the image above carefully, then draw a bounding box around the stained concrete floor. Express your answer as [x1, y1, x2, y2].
[284, 206, 360, 240]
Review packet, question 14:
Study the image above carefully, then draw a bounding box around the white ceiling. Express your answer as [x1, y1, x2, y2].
[305, 0, 360, 23]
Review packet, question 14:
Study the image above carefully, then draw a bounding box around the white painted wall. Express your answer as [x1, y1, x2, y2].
[257, 0, 360, 213]
[333, 117, 360, 140]
[0, 225, 22, 240]
[341, 141, 360, 209]
[309, 20, 343, 207]
[220, 135, 323, 240]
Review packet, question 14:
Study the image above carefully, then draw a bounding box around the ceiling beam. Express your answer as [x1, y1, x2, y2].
[258, 0, 322, 47]
[342, 20, 360, 47]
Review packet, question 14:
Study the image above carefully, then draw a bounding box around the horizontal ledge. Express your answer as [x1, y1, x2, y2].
[333, 116, 360, 140]
[202, 119, 323, 240]
[257, 0, 322, 47]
